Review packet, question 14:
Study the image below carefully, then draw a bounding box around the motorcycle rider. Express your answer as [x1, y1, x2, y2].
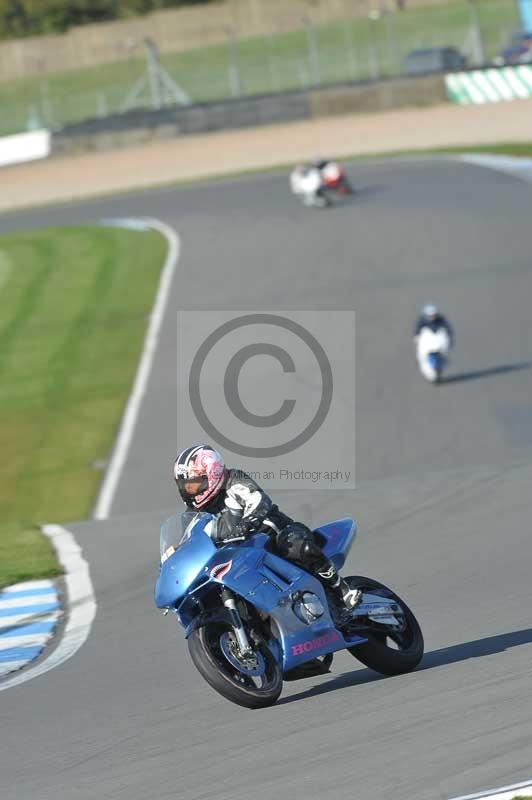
[312, 156, 353, 196]
[414, 304, 454, 346]
[289, 162, 325, 207]
[173, 445, 361, 615]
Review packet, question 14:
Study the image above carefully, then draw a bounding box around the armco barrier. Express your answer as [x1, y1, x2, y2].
[0, 129, 51, 167]
[51, 74, 446, 157]
[308, 73, 447, 117]
[50, 91, 311, 155]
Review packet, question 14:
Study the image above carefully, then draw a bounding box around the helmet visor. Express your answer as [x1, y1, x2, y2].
[180, 476, 208, 498]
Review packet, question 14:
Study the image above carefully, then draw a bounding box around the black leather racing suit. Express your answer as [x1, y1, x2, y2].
[183, 469, 337, 584]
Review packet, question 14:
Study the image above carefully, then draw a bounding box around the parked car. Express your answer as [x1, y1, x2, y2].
[493, 32, 532, 66]
[404, 47, 467, 75]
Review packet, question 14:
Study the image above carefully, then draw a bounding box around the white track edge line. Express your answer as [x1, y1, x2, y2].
[93, 217, 180, 520]
[457, 153, 532, 182]
[0, 524, 96, 692]
[449, 778, 532, 800]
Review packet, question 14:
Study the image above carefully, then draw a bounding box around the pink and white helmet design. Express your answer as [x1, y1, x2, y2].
[173, 445, 226, 509]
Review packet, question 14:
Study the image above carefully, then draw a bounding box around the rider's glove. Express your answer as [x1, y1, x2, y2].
[235, 512, 270, 537]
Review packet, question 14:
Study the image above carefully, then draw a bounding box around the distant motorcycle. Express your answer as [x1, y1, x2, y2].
[416, 327, 451, 383]
[290, 160, 354, 208]
[155, 511, 424, 708]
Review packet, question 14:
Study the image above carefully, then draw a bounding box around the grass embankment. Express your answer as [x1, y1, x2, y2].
[350, 142, 532, 161]
[0, 0, 518, 135]
[435, 143, 532, 158]
[0, 224, 167, 589]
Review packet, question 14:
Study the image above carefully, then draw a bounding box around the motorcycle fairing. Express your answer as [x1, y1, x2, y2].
[155, 525, 216, 608]
[315, 517, 356, 570]
[197, 545, 366, 672]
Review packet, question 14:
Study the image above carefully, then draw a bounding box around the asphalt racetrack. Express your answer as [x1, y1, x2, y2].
[1, 158, 532, 800]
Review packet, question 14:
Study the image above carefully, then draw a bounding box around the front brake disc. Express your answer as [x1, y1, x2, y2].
[219, 632, 266, 677]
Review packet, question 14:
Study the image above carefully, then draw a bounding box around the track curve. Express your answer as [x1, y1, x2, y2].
[1, 158, 532, 800]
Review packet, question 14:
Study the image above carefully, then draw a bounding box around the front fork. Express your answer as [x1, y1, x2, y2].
[221, 588, 254, 656]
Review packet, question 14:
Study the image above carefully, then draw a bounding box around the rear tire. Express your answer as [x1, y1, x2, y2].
[188, 623, 282, 709]
[346, 576, 424, 675]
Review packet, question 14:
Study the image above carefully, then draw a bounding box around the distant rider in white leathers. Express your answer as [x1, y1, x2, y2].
[413, 304, 454, 380]
[290, 163, 325, 207]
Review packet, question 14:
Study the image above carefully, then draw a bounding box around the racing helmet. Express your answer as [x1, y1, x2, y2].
[422, 304, 438, 319]
[173, 445, 226, 509]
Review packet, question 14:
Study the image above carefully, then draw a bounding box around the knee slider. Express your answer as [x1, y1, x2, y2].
[276, 523, 313, 561]
[300, 539, 323, 562]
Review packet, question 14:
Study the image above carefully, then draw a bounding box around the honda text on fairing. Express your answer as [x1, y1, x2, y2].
[155, 512, 424, 708]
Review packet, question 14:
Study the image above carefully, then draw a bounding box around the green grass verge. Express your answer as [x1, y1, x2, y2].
[340, 142, 532, 160]
[1, 0, 519, 136]
[249, 140, 532, 169]
[430, 142, 532, 157]
[0, 224, 167, 589]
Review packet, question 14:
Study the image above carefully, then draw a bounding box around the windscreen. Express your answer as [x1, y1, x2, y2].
[159, 511, 215, 562]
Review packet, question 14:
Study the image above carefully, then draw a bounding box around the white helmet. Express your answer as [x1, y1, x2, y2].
[422, 304, 438, 318]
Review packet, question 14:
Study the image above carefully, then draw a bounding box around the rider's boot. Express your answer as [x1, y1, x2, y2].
[296, 535, 362, 622]
[316, 560, 362, 613]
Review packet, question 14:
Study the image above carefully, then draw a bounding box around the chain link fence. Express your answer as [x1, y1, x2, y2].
[0, 0, 522, 136]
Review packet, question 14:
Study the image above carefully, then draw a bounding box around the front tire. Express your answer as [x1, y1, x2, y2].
[188, 623, 282, 708]
[346, 576, 424, 675]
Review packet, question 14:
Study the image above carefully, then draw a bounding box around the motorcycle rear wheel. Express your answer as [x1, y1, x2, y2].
[188, 622, 282, 709]
[346, 576, 424, 675]
[340, 179, 354, 195]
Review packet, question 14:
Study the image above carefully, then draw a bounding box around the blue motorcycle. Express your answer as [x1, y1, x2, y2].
[155, 512, 423, 708]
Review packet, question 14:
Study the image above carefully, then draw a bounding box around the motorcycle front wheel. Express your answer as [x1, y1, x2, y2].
[188, 622, 282, 709]
[346, 576, 424, 675]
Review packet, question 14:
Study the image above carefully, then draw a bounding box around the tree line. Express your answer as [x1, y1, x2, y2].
[0, 0, 213, 39]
